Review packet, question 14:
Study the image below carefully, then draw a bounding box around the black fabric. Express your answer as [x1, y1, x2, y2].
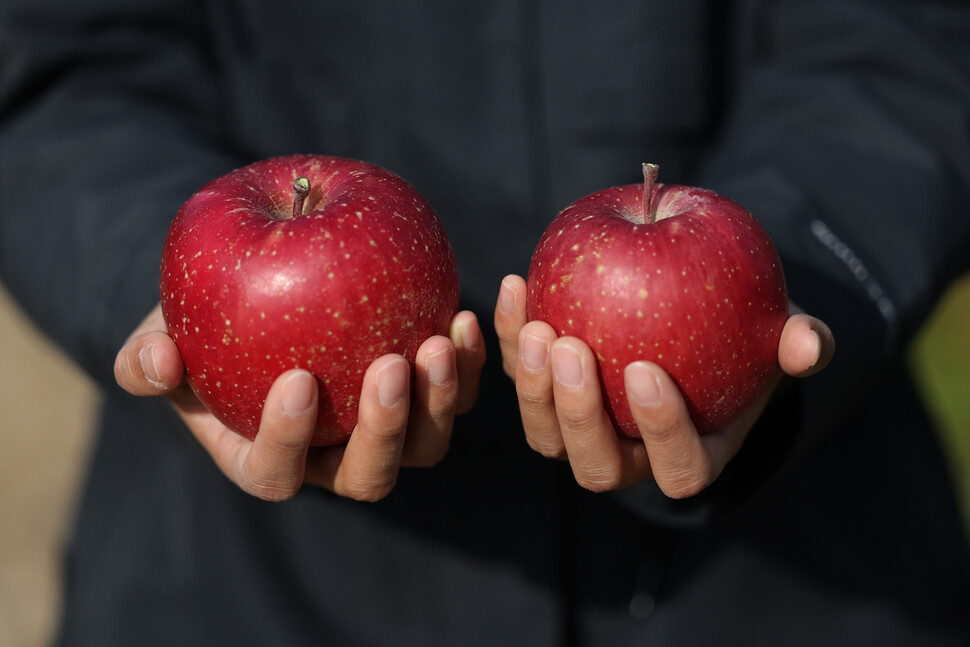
[1, 1, 969, 645]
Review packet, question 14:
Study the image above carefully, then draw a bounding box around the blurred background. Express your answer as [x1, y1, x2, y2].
[0, 283, 98, 647]
[1, 274, 968, 647]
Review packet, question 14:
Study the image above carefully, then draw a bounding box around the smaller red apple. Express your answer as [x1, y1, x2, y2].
[527, 164, 788, 436]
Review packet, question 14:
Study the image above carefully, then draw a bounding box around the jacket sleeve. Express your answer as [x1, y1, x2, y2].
[616, 0, 970, 525]
[0, 0, 240, 389]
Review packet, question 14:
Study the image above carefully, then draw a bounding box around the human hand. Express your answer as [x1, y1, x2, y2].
[114, 303, 485, 502]
[495, 274, 834, 498]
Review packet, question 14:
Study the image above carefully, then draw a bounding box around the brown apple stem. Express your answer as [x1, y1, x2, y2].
[642, 163, 659, 224]
[291, 176, 311, 219]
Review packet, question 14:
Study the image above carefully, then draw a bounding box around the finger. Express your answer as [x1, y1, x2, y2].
[188, 368, 317, 502]
[451, 310, 486, 414]
[553, 338, 650, 492]
[114, 305, 183, 395]
[239, 369, 319, 500]
[310, 355, 410, 502]
[778, 314, 835, 378]
[625, 361, 719, 499]
[402, 336, 458, 467]
[515, 321, 565, 459]
[495, 274, 528, 379]
[115, 331, 184, 395]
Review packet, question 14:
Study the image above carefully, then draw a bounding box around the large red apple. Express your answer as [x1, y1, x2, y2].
[160, 154, 459, 445]
[527, 164, 788, 436]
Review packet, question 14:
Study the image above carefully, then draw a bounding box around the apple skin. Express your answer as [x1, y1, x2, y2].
[160, 154, 459, 446]
[526, 165, 788, 437]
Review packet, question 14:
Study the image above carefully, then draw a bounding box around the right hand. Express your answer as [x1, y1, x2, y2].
[114, 304, 485, 502]
[494, 274, 833, 498]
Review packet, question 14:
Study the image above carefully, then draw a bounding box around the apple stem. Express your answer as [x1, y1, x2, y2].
[291, 176, 311, 219]
[641, 163, 660, 224]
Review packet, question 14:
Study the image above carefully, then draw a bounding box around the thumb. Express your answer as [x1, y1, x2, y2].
[114, 305, 183, 395]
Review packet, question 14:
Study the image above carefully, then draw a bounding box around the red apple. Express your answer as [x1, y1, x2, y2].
[527, 164, 788, 436]
[160, 154, 460, 445]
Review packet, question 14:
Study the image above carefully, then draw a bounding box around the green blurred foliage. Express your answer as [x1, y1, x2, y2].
[909, 274, 970, 540]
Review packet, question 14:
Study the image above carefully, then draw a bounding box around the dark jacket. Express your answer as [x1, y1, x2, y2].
[2, 1, 969, 645]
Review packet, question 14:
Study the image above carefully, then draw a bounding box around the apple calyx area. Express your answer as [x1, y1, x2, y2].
[639, 163, 660, 225]
[289, 176, 311, 219]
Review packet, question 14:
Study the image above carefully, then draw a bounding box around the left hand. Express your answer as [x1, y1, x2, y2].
[115, 303, 486, 502]
[495, 274, 834, 498]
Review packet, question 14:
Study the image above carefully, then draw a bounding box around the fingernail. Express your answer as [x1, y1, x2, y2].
[139, 343, 163, 386]
[454, 314, 478, 351]
[808, 329, 821, 369]
[498, 280, 516, 315]
[378, 359, 408, 408]
[626, 362, 661, 406]
[521, 333, 548, 372]
[426, 348, 454, 387]
[282, 370, 315, 417]
[553, 344, 584, 388]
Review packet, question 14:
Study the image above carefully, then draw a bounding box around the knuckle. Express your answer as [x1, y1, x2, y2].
[659, 471, 711, 500]
[270, 433, 312, 455]
[574, 468, 623, 494]
[516, 388, 550, 413]
[341, 477, 396, 502]
[427, 387, 460, 418]
[515, 382, 553, 411]
[557, 407, 602, 436]
[260, 422, 315, 455]
[245, 476, 301, 502]
[640, 413, 682, 446]
[525, 436, 566, 460]
[495, 322, 516, 346]
[365, 419, 407, 444]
